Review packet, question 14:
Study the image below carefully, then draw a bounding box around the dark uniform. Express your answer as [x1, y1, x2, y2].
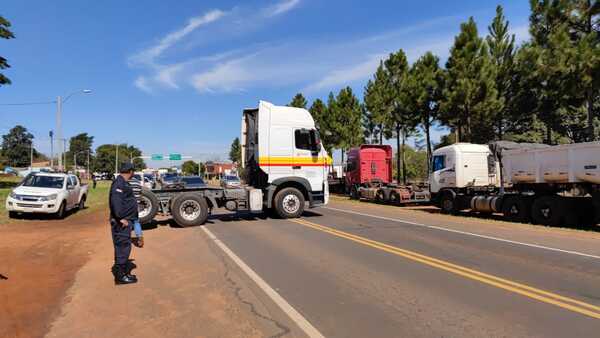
[109, 172, 139, 283]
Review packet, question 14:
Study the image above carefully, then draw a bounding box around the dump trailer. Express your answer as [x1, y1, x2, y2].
[138, 101, 331, 227]
[345, 145, 430, 204]
[430, 141, 600, 226]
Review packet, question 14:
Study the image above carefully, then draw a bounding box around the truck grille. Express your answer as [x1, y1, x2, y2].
[17, 203, 43, 208]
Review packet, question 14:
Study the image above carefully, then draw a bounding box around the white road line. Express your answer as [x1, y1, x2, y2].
[323, 206, 600, 260]
[201, 227, 325, 338]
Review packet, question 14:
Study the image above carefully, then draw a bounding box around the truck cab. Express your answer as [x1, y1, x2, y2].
[241, 101, 331, 217]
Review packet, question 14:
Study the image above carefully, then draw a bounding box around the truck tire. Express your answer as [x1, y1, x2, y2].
[8, 211, 18, 219]
[55, 201, 66, 219]
[171, 193, 208, 227]
[350, 185, 359, 200]
[274, 187, 305, 219]
[439, 192, 457, 214]
[138, 189, 159, 224]
[78, 195, 86, 210]
[501, 196, 531, 223]
[375, 189, 385, 203]
[531, 196, 562, 226]
[389, 191, 400, 205]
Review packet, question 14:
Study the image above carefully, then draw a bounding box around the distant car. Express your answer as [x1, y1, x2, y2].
[221, 175, 241, 188]
[181, 176, 207, 189]
[132, 174, 154, 189]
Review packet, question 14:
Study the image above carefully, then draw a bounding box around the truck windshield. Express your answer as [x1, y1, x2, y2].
[22, 175, 64, 189]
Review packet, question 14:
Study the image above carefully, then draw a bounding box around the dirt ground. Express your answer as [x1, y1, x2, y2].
[0, 209, 104, 338]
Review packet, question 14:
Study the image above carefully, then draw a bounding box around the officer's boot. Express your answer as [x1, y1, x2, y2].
[114, 264, 137, 285]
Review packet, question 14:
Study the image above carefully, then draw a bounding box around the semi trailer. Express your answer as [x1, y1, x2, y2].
[137, 101, 331, 227]
[430, 141, 600, 226]
[345, 145, 430, 205]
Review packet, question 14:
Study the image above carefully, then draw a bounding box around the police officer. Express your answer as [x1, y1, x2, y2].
[109, 163, 139, 285]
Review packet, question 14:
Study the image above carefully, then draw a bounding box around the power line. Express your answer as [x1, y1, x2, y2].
[0, 100, 56, 106]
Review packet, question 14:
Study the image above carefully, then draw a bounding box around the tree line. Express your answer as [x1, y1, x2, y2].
[288, 2, 600, 184]
[0, 125, 146, 172]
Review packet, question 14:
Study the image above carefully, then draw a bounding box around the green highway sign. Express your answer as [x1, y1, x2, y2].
[151, 154, 164, 161]
[169, 153, 182, 161]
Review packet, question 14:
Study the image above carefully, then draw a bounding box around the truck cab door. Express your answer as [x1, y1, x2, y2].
[293, 128, 322, 191]
[430, 154, 455, 193]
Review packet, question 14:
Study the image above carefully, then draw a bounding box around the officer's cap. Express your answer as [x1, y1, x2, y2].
[119, 162, 134, 173]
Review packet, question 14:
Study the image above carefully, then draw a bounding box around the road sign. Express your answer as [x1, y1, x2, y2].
[169, 153, 182, 161]
[151, 154, 164, 161]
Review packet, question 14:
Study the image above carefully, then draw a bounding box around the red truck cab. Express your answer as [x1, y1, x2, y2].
[345, 145, 393, 188]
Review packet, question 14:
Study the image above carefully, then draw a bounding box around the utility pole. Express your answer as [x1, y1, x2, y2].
[30, 141, 33, 169]
[56, 96, 63, 171]
[49, 130, 54, 169]
[63, 139, 67, 172]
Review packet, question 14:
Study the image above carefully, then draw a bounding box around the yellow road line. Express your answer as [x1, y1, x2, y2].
[290, 218, 600, 320]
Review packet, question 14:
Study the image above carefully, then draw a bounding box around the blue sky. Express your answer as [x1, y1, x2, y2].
[1, 0, 531, 165]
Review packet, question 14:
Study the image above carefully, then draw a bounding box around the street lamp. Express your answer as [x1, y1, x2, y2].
[56, 89, 92, 171]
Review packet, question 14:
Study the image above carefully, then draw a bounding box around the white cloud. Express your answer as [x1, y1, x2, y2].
[129, 9, 226, 66]
[264, 0, 301, 17]
[134, 76, 153, 93]
[304, 54, 385, 92]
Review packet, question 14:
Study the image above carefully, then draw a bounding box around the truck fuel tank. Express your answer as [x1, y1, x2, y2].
[470, 196, 502, 213]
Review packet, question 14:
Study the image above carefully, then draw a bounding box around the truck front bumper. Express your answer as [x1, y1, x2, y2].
[5, 197, 61, 214]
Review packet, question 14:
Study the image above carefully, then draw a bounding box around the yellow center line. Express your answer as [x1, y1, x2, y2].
[290, 218, 600, 320]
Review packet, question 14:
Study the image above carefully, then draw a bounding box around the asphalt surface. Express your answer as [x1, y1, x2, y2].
[205, 200, 600, 338]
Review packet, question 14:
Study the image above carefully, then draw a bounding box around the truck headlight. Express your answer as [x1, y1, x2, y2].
[9, 191, 18, 199]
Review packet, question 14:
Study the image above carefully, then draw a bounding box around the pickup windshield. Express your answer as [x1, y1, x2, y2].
[22, 175, 64, 189]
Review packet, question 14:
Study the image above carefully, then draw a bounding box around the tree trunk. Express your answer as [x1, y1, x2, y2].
[497, 113, 503, 140]
[379, 124, 383, 145]
[456, 125, 461, 143]
[546, 126, 552, 145]
[401, 128, 407, 185]
[588, 87, 595, 141]
[425, 118, 432, 175]
[341, 148, 344, 165]
[396, 123, 401, 184]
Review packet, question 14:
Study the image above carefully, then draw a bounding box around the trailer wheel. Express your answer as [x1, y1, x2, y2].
[531, 196, 562, 226]
[439, 192, 457, 214]
[501, 196, 531, 223]
[138, 189, 159, 224]
[171, 193, 208, 227]
[274, 187, 305, 219]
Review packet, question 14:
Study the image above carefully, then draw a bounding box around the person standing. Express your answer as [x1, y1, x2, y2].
[109, 163, 139, 285]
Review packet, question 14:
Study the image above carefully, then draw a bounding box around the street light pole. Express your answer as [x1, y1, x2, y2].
[56, 96, 62, 170]
[30, 141, 33, 169]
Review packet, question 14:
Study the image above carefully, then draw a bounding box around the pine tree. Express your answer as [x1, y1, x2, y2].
[288, 93, 308, 109]
[309, 98, 335, 154]
[229, 137, 241, 163]
[440, 17, 501, 143]
[332, 87, 363, 162]
[364, 62, 393, 144]
[487, 5, 517, 139]
[0, 15, 15, 86]
[406, 52, 444, 174]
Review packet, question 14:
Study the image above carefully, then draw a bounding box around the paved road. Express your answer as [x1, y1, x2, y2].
[205, 200, 600, 338]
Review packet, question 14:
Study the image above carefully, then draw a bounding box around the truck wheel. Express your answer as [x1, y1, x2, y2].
[502, 196, 531, 223]
[350, 186, 359, 200]
[389, 191, 400, 205]
[375, 189, 385, 203]
[55, 201, 66, 219]
[531, 196, 562, 226]
[274, 187, 305, 219]
[171, 193, 208, 227]
[138, 189, 159, 224]
[439, 192, 457, 214]
[8, 211, 18, 219]
[78, 195, 86, 210]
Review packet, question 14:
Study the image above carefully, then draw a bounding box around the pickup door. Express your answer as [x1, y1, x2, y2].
[66, 175, 80, 208]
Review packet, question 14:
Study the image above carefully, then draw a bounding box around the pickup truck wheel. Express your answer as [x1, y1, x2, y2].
[8, 211, 18, 219]
[138, 189, 159, 224]
[274, 187, 305, 219]
[78, 195, 86, 210]
[171, 193, 208, 227]
[531, 196, 562, 226]
[501, 196, 531, 223]
[55, 201, 66, 219]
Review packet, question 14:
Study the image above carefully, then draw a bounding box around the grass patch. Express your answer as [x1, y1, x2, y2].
[0, 177, 111, 224]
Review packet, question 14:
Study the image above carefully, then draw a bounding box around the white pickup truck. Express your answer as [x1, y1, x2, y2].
[6, 172, 88, 219]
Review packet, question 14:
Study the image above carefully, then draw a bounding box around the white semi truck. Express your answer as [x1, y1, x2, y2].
[430, 141, 600, 226]
[138, 101, 331, 227]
